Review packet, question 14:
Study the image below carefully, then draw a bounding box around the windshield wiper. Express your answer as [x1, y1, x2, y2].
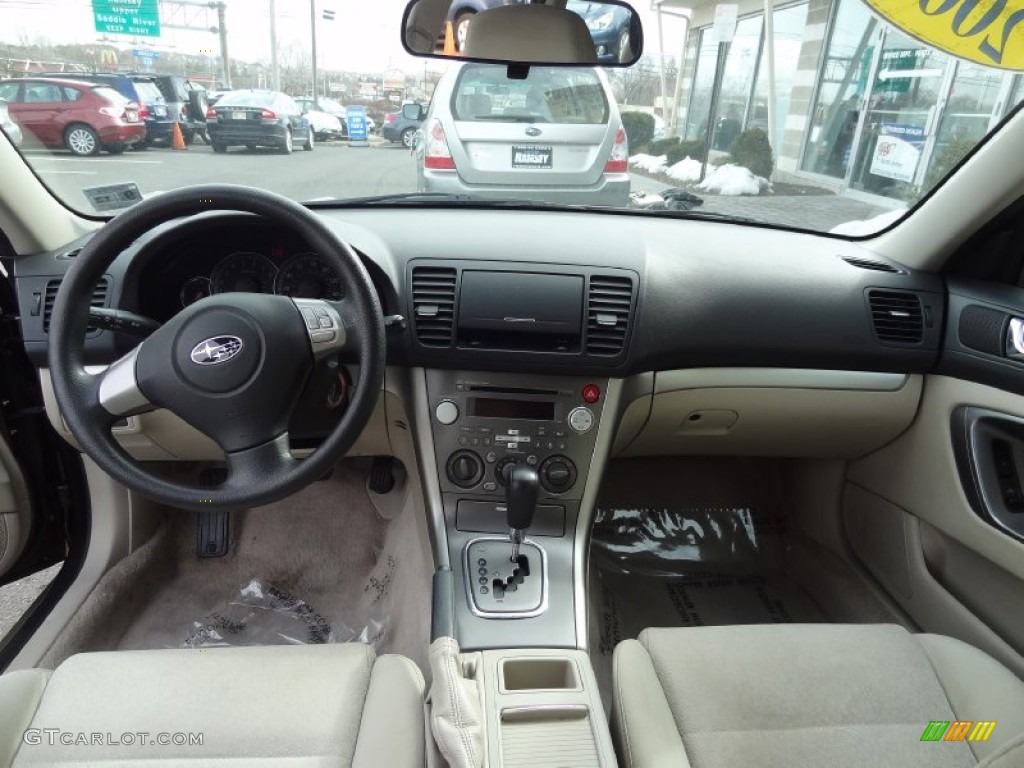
[622, 208, 763, 225]
[310, 192, 584, 209]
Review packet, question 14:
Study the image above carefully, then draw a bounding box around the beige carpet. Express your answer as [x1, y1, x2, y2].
[41, 461, 432, 675]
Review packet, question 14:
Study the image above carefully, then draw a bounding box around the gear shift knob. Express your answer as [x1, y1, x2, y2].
[505, 464, 539, 531]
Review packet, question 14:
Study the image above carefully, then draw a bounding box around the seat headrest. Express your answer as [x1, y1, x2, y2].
[464, 5, 597, 65]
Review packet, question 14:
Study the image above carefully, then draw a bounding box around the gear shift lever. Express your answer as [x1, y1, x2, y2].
[503, 463, 539, 562]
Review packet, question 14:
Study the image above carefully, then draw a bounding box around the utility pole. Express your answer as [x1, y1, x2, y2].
[216, 2, 231, 88]
[310, 0, 318, 107]
[269, 0, 280, 90]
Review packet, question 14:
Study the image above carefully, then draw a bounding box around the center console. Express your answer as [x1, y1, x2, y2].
[426, 369, 610, 648]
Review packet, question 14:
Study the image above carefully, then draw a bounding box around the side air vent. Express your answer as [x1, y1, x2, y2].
[868, 289, 923, 345]
[842, 255, 902, 273]
[411, 266, 457, 347]
[586, 275, 633, 356]
[43, 279, 108, 333]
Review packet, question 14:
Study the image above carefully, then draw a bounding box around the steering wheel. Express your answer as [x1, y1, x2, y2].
[48, 185, 385, 512]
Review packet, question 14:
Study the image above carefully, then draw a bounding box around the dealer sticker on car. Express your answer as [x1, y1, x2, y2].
[512, 145, 552, 169]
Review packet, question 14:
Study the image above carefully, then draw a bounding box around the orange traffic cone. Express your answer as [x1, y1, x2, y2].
[171, 121, 186, 150]
[443, 21, 456, 56]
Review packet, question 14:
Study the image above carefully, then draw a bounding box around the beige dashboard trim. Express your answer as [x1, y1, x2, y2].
[654, 368, 910, 394]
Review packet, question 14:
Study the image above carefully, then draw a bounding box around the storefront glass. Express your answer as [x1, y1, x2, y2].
[847, 29, 950, 198]
[684, 29, 717, 140]
[801, 0, 877, 179]
[750, 3, 810, 146]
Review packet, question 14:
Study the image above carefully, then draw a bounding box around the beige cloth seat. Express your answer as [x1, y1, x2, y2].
[612, 624, 1024, 768]
[0, 644, 425, 767]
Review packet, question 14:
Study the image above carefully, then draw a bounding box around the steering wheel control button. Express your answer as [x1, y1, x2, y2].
[582, 384, 601, 403]
[435, 400, 460, 425]
[568, 406, 595, 433]
[310, 330, 336, 343]
[301, 307, 319, 330]
[293, 298, 346, 358]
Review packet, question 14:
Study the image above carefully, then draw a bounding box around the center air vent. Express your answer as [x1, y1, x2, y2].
[43, 279, 109, 334]
[868, 289, 923, 345]
[411, 266, 457, 347]
[586, 275, 633, 356]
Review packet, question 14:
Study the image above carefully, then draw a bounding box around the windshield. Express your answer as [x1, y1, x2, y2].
[0, 0, 1021, 236]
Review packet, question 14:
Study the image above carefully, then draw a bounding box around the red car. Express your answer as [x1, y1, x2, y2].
[0, 77, 146, 156]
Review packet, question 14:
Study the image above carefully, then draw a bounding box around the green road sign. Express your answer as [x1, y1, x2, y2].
[93, 0, 161, 38]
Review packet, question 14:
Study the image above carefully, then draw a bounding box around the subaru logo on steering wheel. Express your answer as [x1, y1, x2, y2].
[190, 336, 243, 365]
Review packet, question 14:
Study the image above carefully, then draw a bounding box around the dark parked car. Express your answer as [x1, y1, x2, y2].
[37, 72, 173, 146]
[0, 77, 145, 155]
[0, 98, 22, 147]
[567, 1, 637, 64]
[131, 73, 209, 143]
[382, 102, 426, 147]
[206, 90, 313, 154]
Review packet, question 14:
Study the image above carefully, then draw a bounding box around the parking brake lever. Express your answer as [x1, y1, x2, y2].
[503, 463, 538, 563]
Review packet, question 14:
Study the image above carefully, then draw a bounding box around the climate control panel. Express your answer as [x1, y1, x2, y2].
[426, 370, 607, 502]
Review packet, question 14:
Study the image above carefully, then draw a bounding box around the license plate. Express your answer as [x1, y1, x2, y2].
[231, 112, 247, 120]
[512, 145, 552, 169]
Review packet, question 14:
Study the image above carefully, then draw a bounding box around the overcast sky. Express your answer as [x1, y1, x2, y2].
[0, 0, 689, 75]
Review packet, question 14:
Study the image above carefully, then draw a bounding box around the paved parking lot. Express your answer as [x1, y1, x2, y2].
[24, 138, 419, 211]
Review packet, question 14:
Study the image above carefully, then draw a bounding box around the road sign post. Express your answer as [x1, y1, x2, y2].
[93, 0, 161, 38]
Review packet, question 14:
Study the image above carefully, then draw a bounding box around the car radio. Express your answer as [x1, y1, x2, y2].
[426, 370, 607, 501]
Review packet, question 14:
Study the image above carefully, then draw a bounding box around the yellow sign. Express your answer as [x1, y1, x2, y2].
[863, 0, 1024, 71]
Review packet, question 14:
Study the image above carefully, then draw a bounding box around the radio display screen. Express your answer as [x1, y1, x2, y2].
[471, 398, 555, 421]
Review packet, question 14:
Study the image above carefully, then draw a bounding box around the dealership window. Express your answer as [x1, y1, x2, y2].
[801, 0, 877, 178]
[684, 29, 717, 140]
[684, 3, 808, 149]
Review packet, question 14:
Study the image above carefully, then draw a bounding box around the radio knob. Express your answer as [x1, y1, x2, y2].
[568, 406, 594, 433]
[447, 450, 484, 488]
[540, 455, 577, 493]
[435, 400, 460, 425]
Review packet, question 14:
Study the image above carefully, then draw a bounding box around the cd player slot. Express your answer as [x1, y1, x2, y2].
[467, 385, 560, 396]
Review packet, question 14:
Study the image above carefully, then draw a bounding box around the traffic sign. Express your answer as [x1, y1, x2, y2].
[133, 48, 159, 59]
[346, 105, 369, 147]
[93, 0, 161, 38]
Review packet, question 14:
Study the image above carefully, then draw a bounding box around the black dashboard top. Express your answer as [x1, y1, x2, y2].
[11, 207, 946, 375]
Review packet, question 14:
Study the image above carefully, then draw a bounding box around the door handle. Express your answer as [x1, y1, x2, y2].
[1006, 317, 1024, 360]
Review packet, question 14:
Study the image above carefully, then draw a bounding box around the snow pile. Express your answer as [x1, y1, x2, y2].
[629, 153, 668, 173]
[629, 191, 666, 207]
[666, 156, 702, 183]
[829, 208, 909, 236]
[695, 164, 766, 196]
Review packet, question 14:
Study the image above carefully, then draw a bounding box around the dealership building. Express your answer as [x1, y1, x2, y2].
[657, 0, 1024, 206]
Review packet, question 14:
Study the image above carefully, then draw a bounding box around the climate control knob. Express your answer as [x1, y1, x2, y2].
[539, 455, 577, 494]
[494, 456, 519, 486]
[446, 450, 484, 488]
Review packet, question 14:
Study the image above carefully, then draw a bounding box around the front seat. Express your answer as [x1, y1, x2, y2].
[464, 4, 597, 65]
[612, 624, 1024, 768]
[0, 644, 425, 767]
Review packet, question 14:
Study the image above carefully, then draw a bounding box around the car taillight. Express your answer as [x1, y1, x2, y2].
[604, 127, 628, 173]
[384, 113, 396, 123]
[423, 119, 455, 170]
[260, 108, 277, 120]
[138, 105, 150, 119]
[206, 107, 218, 119]
[182, 104, 190, 118]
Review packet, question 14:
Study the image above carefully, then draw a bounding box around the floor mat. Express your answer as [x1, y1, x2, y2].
[42, 461, 432, 675]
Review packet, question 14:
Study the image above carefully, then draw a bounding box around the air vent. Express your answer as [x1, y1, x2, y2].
[868, 289, 923, 345]
[43, 279, 108, 333]
[586, 275, 633, 356]
[56, 247, 84, 260]
[411, 266, 457, 347]
[842, 255, 902, 273]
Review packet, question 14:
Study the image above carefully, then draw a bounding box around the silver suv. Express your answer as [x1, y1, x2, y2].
[415, 63, 629, 207]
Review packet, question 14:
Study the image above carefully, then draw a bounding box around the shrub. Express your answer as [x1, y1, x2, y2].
[729, 128, 774, 178]
[621, 112, 655, 151]
[647, 137, 680, 157]
[666, 139, 707, 166]
[923, 137, 974, 193]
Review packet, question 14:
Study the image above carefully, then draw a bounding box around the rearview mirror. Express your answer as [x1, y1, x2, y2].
[402, 0, 642, 66]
